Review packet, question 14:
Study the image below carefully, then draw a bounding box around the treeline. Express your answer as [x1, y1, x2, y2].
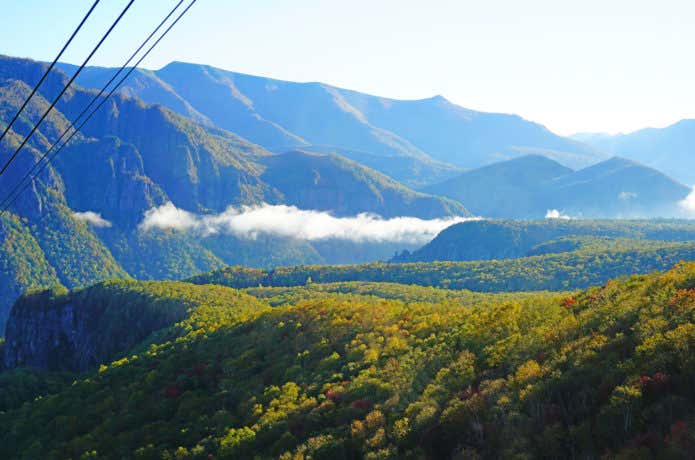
[189, 240, 695, 292]
[2, 263, 695, 458]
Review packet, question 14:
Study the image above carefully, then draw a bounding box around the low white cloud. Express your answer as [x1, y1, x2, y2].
[545, 209, 571, 220]
[139, 202, 475, 244]
[72, 211, 112, 228]
[679, 186, 695, 214]
[139, 202, 198, 231]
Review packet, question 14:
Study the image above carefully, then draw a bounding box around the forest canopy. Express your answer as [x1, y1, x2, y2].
[2, 262, 695, 458]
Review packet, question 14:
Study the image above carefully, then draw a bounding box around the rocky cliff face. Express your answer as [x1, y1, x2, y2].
[3, 297, 93, 371]
[2, 283, 191, 372]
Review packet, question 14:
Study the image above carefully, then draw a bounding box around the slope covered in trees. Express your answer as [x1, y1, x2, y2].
[2, 262, 695, 458]
[0, 215, 60, 328]
[1, 57, 466, 220]
[0, 196, 129, 332]
[189, 238, 695, 292]
[242, 281, 557, 308]
[3, 280, 270, 372]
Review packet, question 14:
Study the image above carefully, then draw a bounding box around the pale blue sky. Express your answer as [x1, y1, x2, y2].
[2, 0, 694, 135]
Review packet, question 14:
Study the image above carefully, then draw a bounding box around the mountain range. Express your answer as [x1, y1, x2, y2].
[4, 18, 695, 457]
[63, 60, 693, 219]
[1, 54, 694, 331]
[61, 61, 608, 186]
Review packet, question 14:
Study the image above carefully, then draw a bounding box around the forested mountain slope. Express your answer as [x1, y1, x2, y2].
[242, 281, 555, 308]
[0, 215, 61, 328]
[2, 262, 695, 458]
[2, 57, 465, 223]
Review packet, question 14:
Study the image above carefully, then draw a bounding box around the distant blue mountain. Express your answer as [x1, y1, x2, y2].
[572, 120, 695, 185]
[425, 155, 690, 218]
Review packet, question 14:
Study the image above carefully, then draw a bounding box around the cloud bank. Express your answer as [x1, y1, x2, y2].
[139, 202, 475, 244]
[72, 211, 112, 227]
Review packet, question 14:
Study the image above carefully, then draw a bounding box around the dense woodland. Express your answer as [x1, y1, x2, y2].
[189, 238, 695, 292]
[242, 282, 557, 308]
[2, 262, 695, 458]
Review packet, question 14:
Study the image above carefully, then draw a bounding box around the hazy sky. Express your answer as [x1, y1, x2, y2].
[2, 0, 694, 135]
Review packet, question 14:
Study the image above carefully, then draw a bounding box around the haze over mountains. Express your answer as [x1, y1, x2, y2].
[64, 60, 695, 199]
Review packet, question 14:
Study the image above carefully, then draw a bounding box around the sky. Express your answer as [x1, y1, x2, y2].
[2, 0, 694, 135]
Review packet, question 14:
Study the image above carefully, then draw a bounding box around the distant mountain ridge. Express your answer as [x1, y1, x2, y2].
[425, 155, 572, 217]
[544, 156, 689, 217]
[572, 120, 695, 185]
[425, 154, 690, 218]
[60, 60, 607, 186]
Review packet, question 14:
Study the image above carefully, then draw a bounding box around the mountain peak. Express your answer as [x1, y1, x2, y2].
[504, 153, 568, 166]
[158, 60, 202, 71]
[596, 156, 640, 168]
